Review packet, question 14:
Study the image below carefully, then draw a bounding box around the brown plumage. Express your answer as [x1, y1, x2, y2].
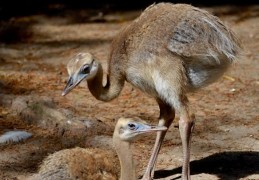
[31, 148, 118, 180]
[62, 3, 241, 180]
[29, 118, 166, 180]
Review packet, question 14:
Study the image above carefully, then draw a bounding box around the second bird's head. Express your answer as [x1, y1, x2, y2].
[62, 53, 98, 96]
[114, 117, 167, 142]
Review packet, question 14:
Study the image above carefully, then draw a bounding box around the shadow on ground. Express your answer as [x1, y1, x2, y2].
[154, 151, 259, 179]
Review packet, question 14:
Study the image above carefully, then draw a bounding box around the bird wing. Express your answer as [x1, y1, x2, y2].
[167, 9, 240, 62]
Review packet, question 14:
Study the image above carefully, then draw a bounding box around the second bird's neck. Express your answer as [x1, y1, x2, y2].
[114, 138, 136, 180]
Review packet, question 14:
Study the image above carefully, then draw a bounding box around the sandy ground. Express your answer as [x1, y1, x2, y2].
[0, 5, 258, 180]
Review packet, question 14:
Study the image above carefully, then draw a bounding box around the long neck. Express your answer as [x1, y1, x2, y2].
[87, 62, 125, 102]
[113, 137, 136, 180]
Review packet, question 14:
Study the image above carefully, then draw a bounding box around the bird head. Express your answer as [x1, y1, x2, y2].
[114, 117, 167, 142]
[62, 53, 98, 96]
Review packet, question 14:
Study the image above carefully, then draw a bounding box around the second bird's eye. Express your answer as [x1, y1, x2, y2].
[81, 65, 90, 74]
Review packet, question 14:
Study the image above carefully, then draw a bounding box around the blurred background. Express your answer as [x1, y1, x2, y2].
[0, 0, 258, 43]
[0, 0, 258, 20]
[0, 0, 258, 180]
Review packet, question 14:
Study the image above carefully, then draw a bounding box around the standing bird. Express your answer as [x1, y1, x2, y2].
[62, 3, 241, 180]
[29, 118, 167, 180]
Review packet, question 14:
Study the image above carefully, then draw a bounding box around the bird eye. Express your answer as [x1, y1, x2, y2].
[81, 65, 90, 74]
[128, 123, 136, 130]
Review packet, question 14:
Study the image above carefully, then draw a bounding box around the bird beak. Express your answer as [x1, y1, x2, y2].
[62, 76, 75, 96]
[62, 74, 87, 96]
[137, 124, 167, 134]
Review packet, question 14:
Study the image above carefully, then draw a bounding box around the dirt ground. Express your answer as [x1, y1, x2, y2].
[0, 5, 258, 180]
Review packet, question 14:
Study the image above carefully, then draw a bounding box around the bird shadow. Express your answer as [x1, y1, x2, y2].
[153, 151, 259, 180]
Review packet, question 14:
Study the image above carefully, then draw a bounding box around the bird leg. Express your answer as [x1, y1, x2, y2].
[142, 101, 175, 180]
[179, 107, 195, 180]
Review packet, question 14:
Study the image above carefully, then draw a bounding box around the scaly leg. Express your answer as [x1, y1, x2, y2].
[142, 101, 175, 180]
[179, 107, 195, 180]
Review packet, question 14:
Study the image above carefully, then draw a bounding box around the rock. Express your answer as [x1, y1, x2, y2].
[11, 95, 66, 126]
[0, 130, 32, 144]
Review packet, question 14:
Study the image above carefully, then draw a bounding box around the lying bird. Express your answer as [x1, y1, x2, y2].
[29, 117, 166, 180]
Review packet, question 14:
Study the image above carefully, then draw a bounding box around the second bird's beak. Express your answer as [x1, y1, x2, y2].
[138, 124, 167, 134]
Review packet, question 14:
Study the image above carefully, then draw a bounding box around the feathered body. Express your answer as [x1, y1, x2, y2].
[31, 147, 119, 180]
[107, 3, 240, 109]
